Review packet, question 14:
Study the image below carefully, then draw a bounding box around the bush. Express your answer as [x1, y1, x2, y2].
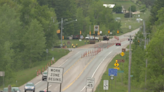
[124, 13, 133, 18]
[128, 5, 136, 12]
[113, 5, 122, 13]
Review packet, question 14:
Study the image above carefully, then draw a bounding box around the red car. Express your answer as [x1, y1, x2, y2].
[116, 43, 121, 46]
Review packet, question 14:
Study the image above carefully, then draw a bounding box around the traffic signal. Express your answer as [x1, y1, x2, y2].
[80, 31, 81, 35]
[57, 30, 60, 33]
[62, 36, 64, 40]
[116, 43, 121, 46]
[117, 30, 119, 34]
[108, 30, 110, 34]
[138, 40, 140, 43]
[98, 31, 100, 35]
[89, 31, 91, 35]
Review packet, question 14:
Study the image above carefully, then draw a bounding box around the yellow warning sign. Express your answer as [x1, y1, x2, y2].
[120, 52, 125, 56]
[114, 63, 119, 67]
[114, 66, 120, 70]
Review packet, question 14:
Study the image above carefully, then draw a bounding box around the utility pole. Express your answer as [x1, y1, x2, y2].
[61, 18, 63, 48]
[130, 5, 131, 20]
[128, 35, 132, 92]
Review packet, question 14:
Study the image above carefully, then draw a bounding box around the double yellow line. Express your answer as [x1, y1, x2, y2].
[62, 56, 96, 91]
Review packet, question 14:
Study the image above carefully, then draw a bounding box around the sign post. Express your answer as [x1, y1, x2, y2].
[103, 80, 108, 92]
[86, 77, 95, 92]
[0, 71, 5, 89]
[108, 69, 117, 91]
[47, 67, 64, 92]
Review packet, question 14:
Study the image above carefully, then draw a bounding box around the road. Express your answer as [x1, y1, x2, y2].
[19, 28, 140, 92]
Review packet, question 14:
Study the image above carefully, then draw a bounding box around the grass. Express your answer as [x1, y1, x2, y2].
[95, 49, 144, 92]
[0, 48, 69, 90]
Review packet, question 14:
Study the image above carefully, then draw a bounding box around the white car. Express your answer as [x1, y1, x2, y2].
[85, 36, 99, 40]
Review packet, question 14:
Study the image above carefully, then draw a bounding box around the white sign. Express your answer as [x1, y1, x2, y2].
[94, 25, 99, 32]
[52, 57, 54, 61]
[47, 67, 64, 83]
[110, 32, 112, 34]
[86, 77, 94, 88]
[103, 80, 108, 90]
[100, 31, 102, 34]
[0, 71, 5, 76]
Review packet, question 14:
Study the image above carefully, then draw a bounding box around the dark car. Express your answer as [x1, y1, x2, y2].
[42, 71, 47, 81]
[3, 87, 21, 92]
[24, 82, 35, 92]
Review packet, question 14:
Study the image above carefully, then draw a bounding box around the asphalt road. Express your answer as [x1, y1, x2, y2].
[19, 28, 140, 92]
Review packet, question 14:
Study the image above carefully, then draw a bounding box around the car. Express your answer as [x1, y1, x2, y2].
[3, 87, 21, 92]
[42, 71, 47, 81]
[116, 43, 121, 46]
[24, 82, 35, 92]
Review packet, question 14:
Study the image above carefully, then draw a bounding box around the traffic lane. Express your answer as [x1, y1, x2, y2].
[43, 50, 95, 91]
[64, 47, 114, 92]
[19, 49, 86, 92]
[61, 57, 93, 90]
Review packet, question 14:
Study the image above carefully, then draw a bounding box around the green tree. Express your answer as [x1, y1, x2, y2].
[128, 5, 136, 12]
[22, 19, 46, 68]
[113, 5, 122, 13]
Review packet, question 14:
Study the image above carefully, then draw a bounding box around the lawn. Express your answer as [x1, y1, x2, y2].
[95, 50, 144, 92]
[0, 48, 69, 90]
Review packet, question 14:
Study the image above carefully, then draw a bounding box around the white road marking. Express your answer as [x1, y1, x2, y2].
[81, 86, 86, 91]
[81, 51, 112, 92]
[35, 81, 41, 85]
[59, 52, 80, 67]
[91, 51, 112, 78]
[43, 85, 52, 90]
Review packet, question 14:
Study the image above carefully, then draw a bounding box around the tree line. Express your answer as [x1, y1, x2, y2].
[0, 0, 120, 86]
[123, 0, 164, 91]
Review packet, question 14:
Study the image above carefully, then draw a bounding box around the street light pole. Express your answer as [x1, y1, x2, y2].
[61, 18, 63, 48]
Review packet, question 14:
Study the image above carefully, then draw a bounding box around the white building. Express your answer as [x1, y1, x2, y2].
[103, 4, 115, 8]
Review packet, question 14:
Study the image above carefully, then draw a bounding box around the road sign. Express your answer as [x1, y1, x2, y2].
[108, 69, 117, 76]
[94, 25, 99, 32]
[0, 71, 5, 76]
[120, 52, 125, 56]
[114, 66, 120, 70]
[100, 31, 102, 34]
[118, 70, 124, 73]
[130, 75, 133, 77]
[86, 77, 94, 88]
[110, 32, 112, 34]
[122, 48, 126, 52]
[114, 62, 119, 67]
[103, 80, 108, 90]
[117, 59, 125, 63]
[47, 67, 64, 83]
